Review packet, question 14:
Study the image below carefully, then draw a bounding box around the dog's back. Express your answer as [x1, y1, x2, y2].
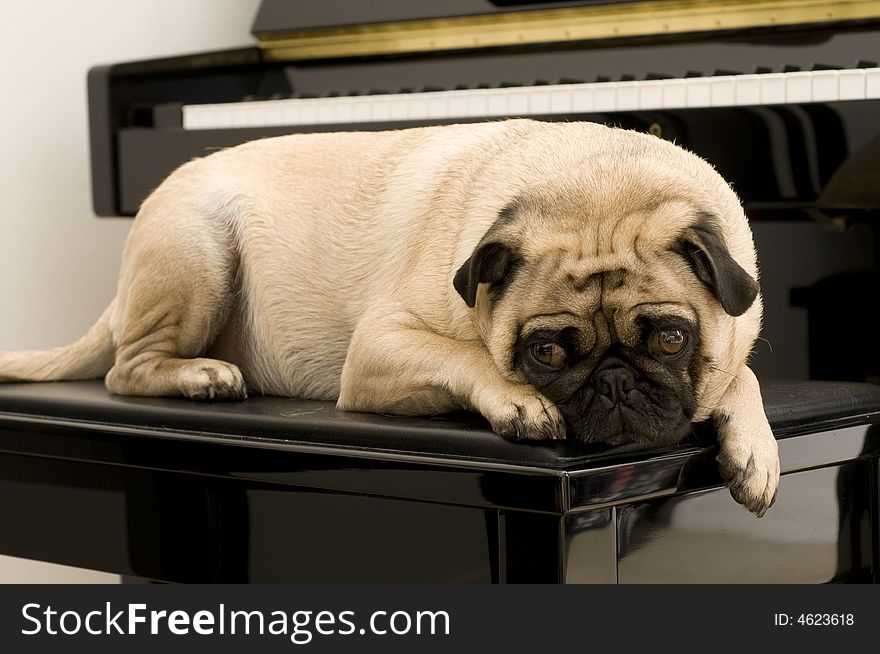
[0, 121, 525, 396]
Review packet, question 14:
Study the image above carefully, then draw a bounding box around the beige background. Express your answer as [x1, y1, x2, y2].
[0, 0, 261, 582]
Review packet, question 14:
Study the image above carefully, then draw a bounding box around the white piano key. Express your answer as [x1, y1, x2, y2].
[230, 107, 250, 127]
[206, 106, 227, 127]
[370, 96, 393, 121]
[759, 73, 787, 105]
[263, 101, 283, 127]
[810, 70, 839, 102]
[593, 82, 617, 111]
[206, 106, 225, 127]
[202, 109, 222, 129]
[838, 69, 866, 100]
[507, 89, 529, 115]
[486, 89, 510, 116]
[183, 107, 198, 128]
[684, 78, 711, 108]
[549, 86, 573, 114]
[351, 97, 373, 122]
[528, 87, 552, 114]
[466, 90, 489, 117]
[389, 96, 409, 121]
[317, 98, 340, 124]
[226, 107, 244, 127]
[182, 109, 197, 129]
[615, 82, 640, 111]
[447, 91, 469, 118]
[426, 92, 450, 119]
[211, 109, 228, 129]
[181, 107, 200, 129]
[247, 107, 265, 127]
[710, 76, 736, 106]
[661, 79, 686, 108]
[571, 86, 594, 113]
[298, 98, 319, 124]
[866, 68, 880, 98]
[785, 71, 813, 103]
[407, 93, 429, 119]
[246, 104, 266, 127]
[280, 103, 300, 125]
[199, 108, 217, 129]
[734, 75, 762, 106]
[638, 80, 664, 109]
[333, 98, 354, 124]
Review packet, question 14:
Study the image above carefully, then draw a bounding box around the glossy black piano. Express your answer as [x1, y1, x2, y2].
[2, 0, 879, 582]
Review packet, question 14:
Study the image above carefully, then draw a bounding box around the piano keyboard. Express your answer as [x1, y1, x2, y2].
[182, 67, 880, 131]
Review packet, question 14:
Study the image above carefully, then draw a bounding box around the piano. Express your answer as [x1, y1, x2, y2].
[90, 0, 880, 224]
[2, 0, 879, 582]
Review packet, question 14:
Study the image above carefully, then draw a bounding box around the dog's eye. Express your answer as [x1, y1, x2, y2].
[649, 329, 688, 357]
[529, 342, 567, 369]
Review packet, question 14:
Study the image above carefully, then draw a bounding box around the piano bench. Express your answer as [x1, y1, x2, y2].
[0, 379, 878, 583]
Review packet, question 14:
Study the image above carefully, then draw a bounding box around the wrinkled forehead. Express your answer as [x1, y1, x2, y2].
[506, 191, 714, 332]
[516, 258, 698, 344]
[516, 184, 719, 249]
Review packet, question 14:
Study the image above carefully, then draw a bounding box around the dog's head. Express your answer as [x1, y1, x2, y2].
[453, 128, 761, 445]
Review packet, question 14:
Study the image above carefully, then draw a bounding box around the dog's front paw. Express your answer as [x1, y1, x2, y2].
[178, 359, 248, 401]
[716, 417, 779, 517]
[479, 387, 566, 441]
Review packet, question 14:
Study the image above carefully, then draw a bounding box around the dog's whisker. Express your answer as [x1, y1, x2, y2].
[756, 336, 773, 352]
[707, 364, 738, 380]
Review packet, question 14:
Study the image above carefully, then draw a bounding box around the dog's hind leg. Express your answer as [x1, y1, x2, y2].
[103, 181, 247, 401]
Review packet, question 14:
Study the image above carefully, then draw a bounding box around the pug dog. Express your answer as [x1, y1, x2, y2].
[0, 119, 779, 515]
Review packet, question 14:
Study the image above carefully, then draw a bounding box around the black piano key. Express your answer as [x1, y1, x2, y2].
[620, 74, 637, 81]
[595, 75, 613, 82]
[683, 71, 703, 78]
[856, 60, 878, 68]
[713, 69, 742, 76]
[754, 66, 773, 74]
[498, 81, 521, 88]
[532, 79, 550, 85]
[367, 89, 389, 95]
[558, 77, 584, 84]
[812, 63, 841, 70]
[644, 73, 670, 80]
[421, 85, 445, 92]
[476, 83, 491, 89]
[783, 65, 801, 72]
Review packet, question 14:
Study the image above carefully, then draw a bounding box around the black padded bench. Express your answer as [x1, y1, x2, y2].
[0, 379, 878, 583]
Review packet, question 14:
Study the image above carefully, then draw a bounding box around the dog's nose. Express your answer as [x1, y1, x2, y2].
[595, 366, 636, 402]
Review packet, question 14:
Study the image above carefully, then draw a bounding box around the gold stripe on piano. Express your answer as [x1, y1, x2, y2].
[257, 0, 880, 61]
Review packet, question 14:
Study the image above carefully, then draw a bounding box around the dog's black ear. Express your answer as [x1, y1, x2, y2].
[453, 240, 519, 308]
[454, 200, 525, 308]
[674, 215, 759, 317]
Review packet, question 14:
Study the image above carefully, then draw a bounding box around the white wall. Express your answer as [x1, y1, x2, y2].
[0, 0, 262, 582]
